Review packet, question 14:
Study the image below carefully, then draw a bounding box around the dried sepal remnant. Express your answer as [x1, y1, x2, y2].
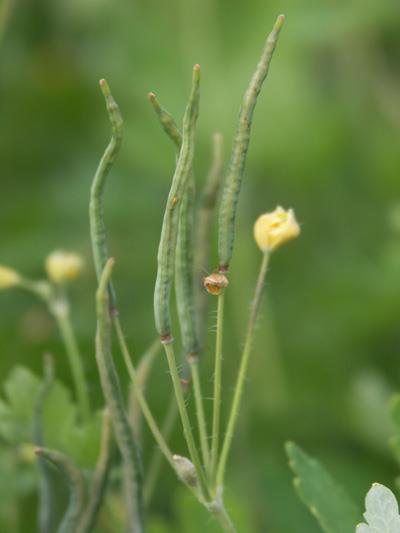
[154, 65, 200, 340]
[218, 14, 285, 272]
[173, 454, 198, 487]
[203, 273, 229, 296]
[254, 206, 300, 253]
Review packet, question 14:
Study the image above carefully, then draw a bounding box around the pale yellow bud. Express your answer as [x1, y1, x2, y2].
[45, 251, 83, 284]
[0, 265, 21, 289]
[254, 206, 300, 252]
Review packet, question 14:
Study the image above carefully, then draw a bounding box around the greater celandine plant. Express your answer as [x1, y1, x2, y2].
[0, 13, 304, 532]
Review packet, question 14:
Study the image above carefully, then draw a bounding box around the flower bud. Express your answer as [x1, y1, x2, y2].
[173, 454, 197, 487]
[0, 265, 21, 290]
[254, 206, 300, 252]
[45, 251, 83, 284]
[203, 273, 229, 295]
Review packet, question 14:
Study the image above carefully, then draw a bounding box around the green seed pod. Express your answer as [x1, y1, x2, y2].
[148, 92, 182, 149]
[96, 258, 144, 531]
[149, 90, 200, 356]
[154, 65, 200, 342]
[218, 15, 285, 271]
[35, 447, 86, 533]
[89, 79, 123, 306]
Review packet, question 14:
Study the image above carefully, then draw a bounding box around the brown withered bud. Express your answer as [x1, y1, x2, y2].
[203, 273, 229, 296]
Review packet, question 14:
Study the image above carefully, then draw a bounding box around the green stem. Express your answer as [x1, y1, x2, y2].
[163, 342, 210, 500]
[144, 393, 178, 504]
[96, 259, 144, 532]
[208, 499, 237, 533]
[53, 305, 91, 423]
[211, 292, 225, 485]
[216, 252, 269, 489]
[77, 408, 113, 533]
[114, 316, 175, 469]
[189, 358, 210, 473]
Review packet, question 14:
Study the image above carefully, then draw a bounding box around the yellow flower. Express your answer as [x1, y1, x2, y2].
[0, 265, 21, 289]
[45, 251, 83, 284]
[254, 206, 300, 252]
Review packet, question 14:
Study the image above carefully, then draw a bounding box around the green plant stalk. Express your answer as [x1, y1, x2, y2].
[144, 393, 178, 504]
[129, 338, 161, 439]
[216, 251, 270, 489]
[114, 317, 175, 469]
[210, 292, 225, 485]
[207, 495, 237, 533]
[33, 354, 54, 533]
[154, 64, 200, 340]
[218, 15, 284, 271]
[77, 408, 113, 533]
[52, 304, 91, 423]
[35, 447, 86, 533]
[21, 280, 91, 424]
[194, 132, 224, 345]
[163, 342, 210, 500]
[96, 259, 144, 532]
[189, 358, 210, 472]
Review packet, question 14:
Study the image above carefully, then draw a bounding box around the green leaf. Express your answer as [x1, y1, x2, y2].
[0, 365, 101, 468]
[356, 483, 400, 532]
[285, 442, 361, 533]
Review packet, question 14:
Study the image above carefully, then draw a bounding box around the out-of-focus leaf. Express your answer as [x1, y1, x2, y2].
[356, 483, 400, 533]
[0, 365, 101, 468]
[286, 442, 361, 533]
[389, 394, 400, 466]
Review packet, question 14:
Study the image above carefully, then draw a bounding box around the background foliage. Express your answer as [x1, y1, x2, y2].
[1, 0, 400, 531]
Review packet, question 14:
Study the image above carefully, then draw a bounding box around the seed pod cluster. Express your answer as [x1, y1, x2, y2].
[154, 65, 200, 342]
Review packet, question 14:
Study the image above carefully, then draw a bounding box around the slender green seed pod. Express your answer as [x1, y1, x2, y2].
[77, 408, 113, 533]
[148, 92, 182, 149]
[89, 79, 123, 306]
[96, 258, 144, 532]
[154, 64, 200, 342]
[194, 132, 224, 344]
[149, 92, 200, 357]
[34, 447, 86, 533]
[218, 15, 285, 271]
[33, 354, 55, 533]
[175, 176, 200, 356]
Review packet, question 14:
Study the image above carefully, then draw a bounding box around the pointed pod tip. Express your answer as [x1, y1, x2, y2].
[148, 91, 156, 101]
[99, 78, 111, 97]
[276, 14, 285, 27]
[193, 63, 201, 71]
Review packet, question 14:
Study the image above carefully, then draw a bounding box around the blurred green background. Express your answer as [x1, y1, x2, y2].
[1, 0, 400, 531]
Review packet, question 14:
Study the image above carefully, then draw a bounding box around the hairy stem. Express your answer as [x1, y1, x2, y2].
[189, 358, 210, 472]
[216, 252, 269, 488]
[211, 292, 225, 485]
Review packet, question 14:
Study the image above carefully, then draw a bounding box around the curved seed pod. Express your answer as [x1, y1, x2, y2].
[33, 354, 55, 533]
[218, 15, 285, 271]
[96, 258, 144, 532]
[148, 92, 182, 149]
[194, 132, 224, 344]
[154, 64, 200, 342]
[34, 447, 86, 533]
[89, 79, 123, 306]
[77, 408, 113, 533]
[175, 176, 200, 356]
[149, 92, 200, 357]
